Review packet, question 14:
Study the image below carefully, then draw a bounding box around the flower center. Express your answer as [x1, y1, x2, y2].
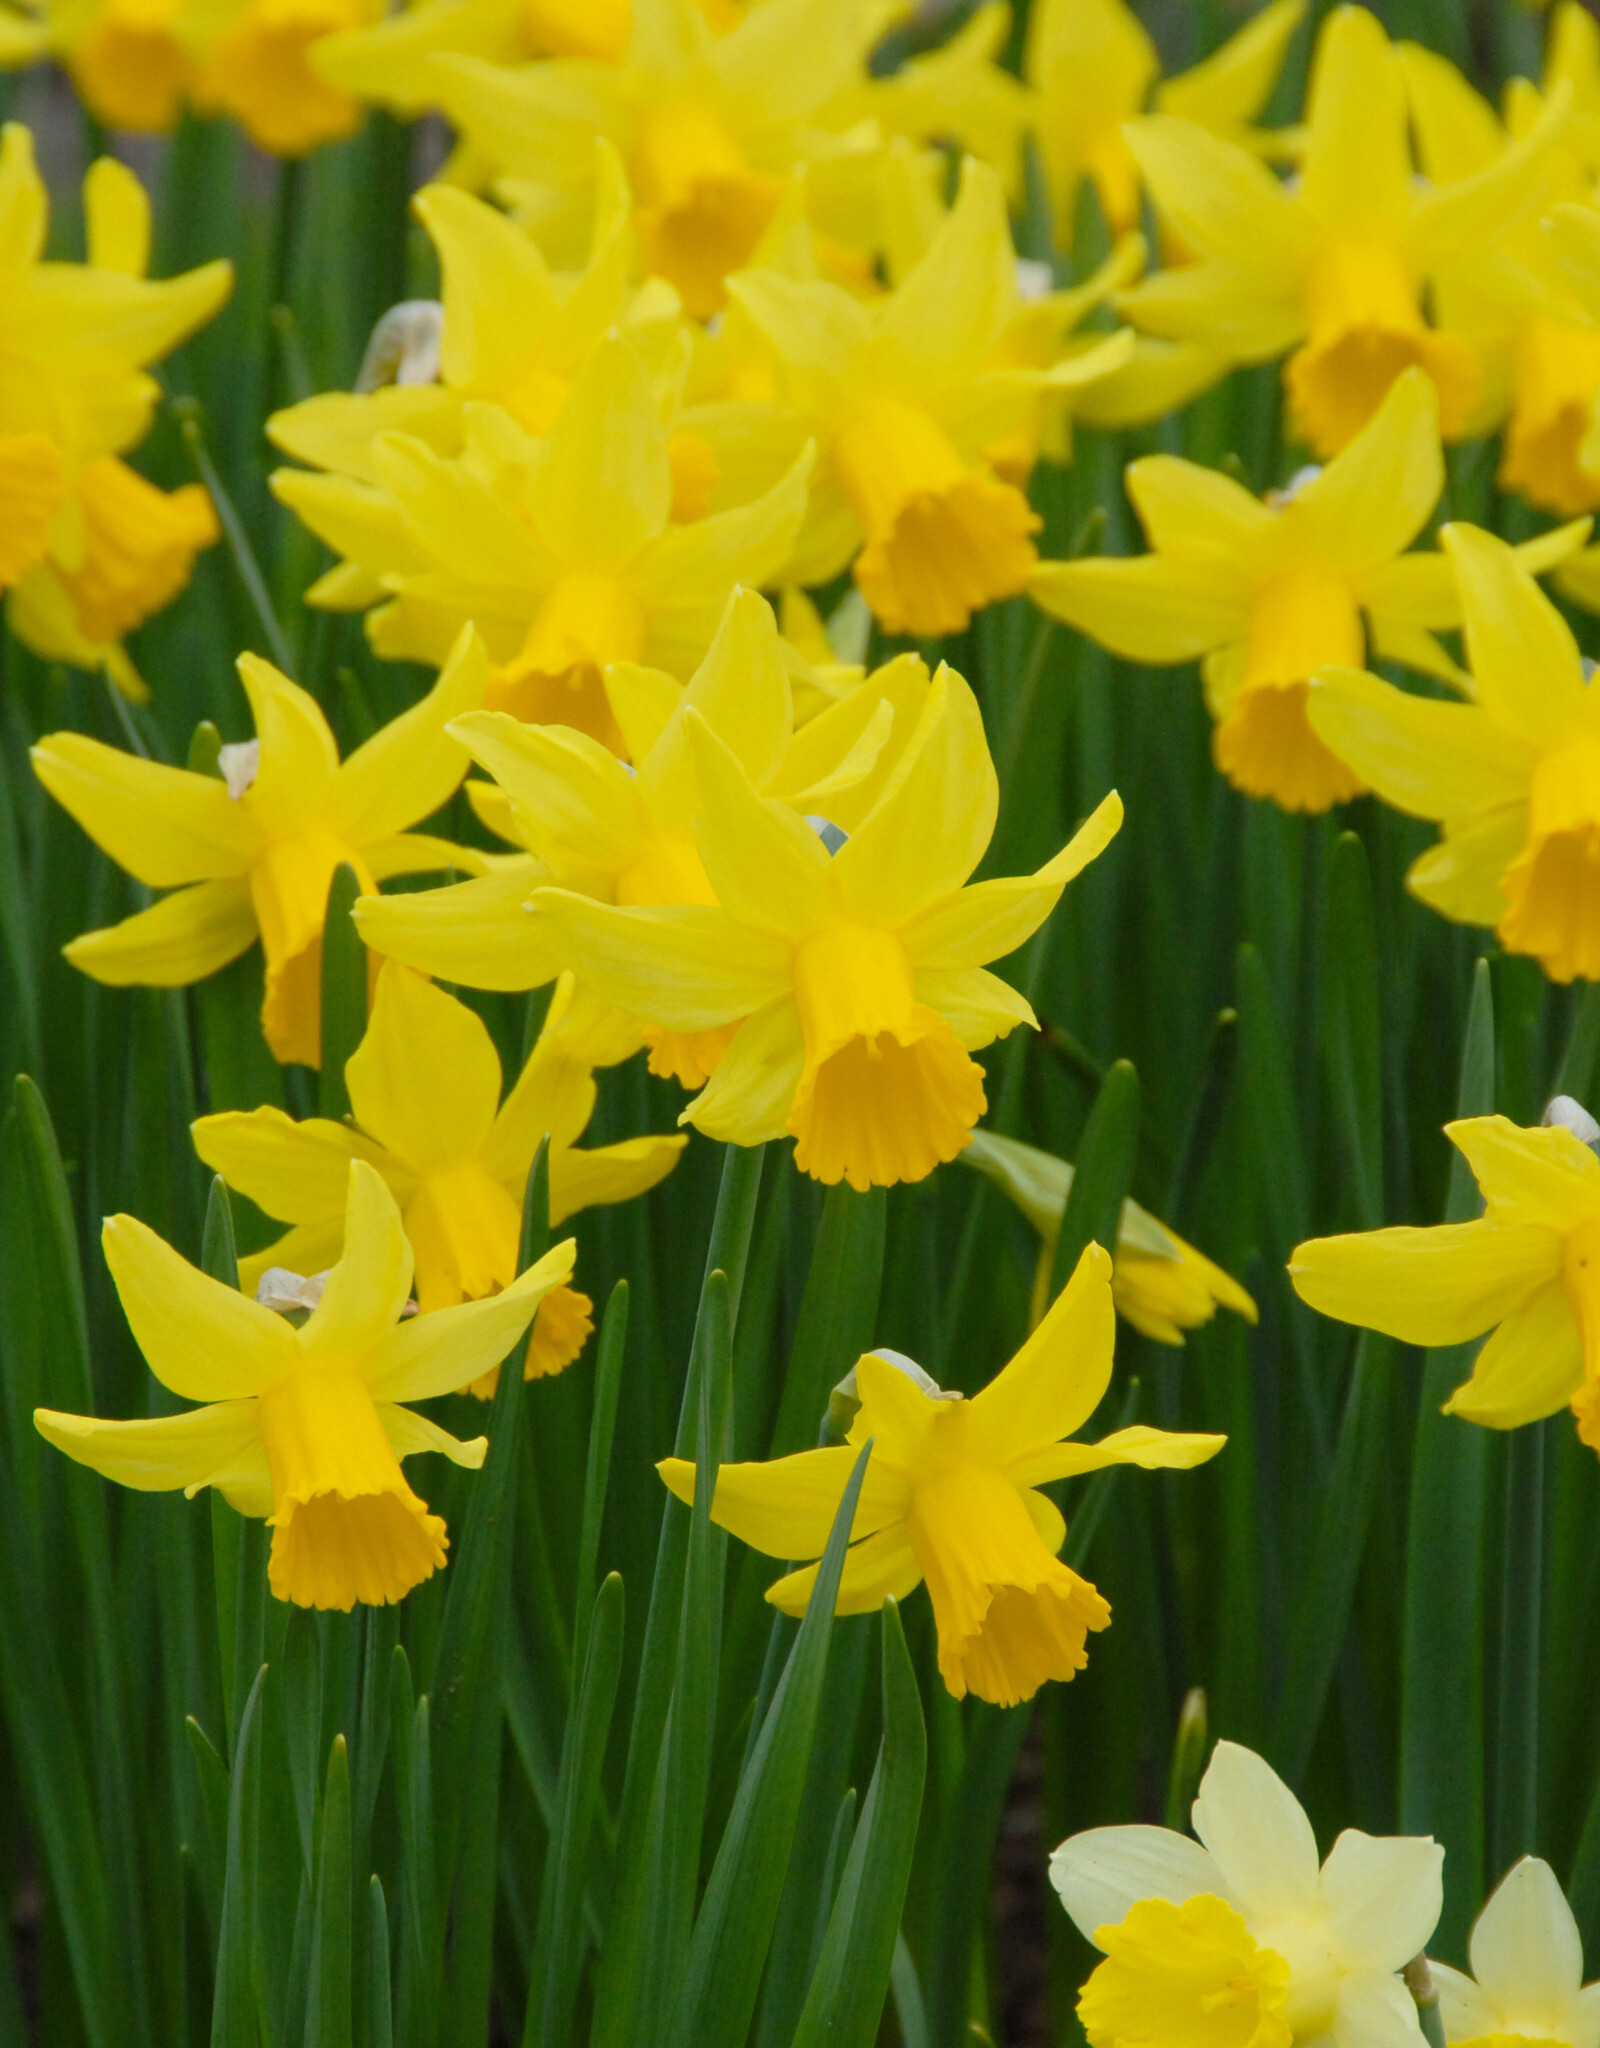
[1500, 318, 1600, 518]
[487, 569, 646, 753]
[629, 100, 783, 321]
[192, 0, 365, 157]
[68, 0, 191, 132]
[1498, 726, 1600, 982]
[1287, 234, 1479, 457]
[787, 921, 987, 1191]
[1250, 1915, 1341, 2039]
[256, 1367, 446, 1610]
[830, 398, 1041, 638]
[1079, 1893, 1292, 2048]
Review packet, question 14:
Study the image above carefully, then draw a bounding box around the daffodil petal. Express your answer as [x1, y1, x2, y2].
[1442, 523, 1589, 749]
[330, 624, 484, 845]
[1330, 1970, 1442, 2048]
[363, 1238, 575, 1401]
[681, 996, 806, 1147]
[532, 333, 670, 568]
[914, 966, 1036, 1049]
[1289, 1218, 1560, 1345]
[64, 880, 259, 987]
[1286, 369, 1442, 572]
[192, 1106, 394, 1225]
[1192, 1739, 1322, 1916]
[547, 1134, 688, 1227]
[1029, 556, 1247, 662]
[530, 889, 787, 1030]
[1008, 1424, 1228, 1488]
[1319, 1829, 1444, 1973]
[966, 1241, 1116, 1466]
[764, 1523, 924, 1619]
[379, 1402, 488, 1470]
[1297, 4, 1412, 229]
[1049, 1825, 1231, 1946]
[1467, 1857, 1585, 2009]
[1306, 668, 1535, 821]
[685, 710, 833, 935]
[658, 1443, 907, 1559]
[353, 864, 560, 993]
[346, 963, 502, 1174]
[1122, 115, 1310, 272]
[1124, 453, 1277, 560]
[1446, 1115, 1600, 1228]
[32, 732, 260, 885]
[300, 1163, 416, 1365]
[102, 1212, 296, 1401]
[34, 1398, 261, 1493]
[1444, 1279, 1584, 1429]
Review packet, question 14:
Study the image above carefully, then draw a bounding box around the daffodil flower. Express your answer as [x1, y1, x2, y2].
[1291, 1105, 1600, 1453]
[1031, 370, 1589, 813]
[1432, 1855, 1600, 2048]
[428, 0, 891, 317]
[662, 1243, 1223, 1704]
[193, 964, 684, 1389]
[35, 1162, 577, 1610]
[531, 660, 1121, 1189]
[274, 332, 809, 754]
[726, 157, 1132, 638]
[32, 626, 490, 1069]
[1052, 1739, 1443, 2048]
[1306, 523, 1600, 982]
[962, 1128, 1256, 1342]
[1119, 4, 1565, 457]
[1020, 0, 1305, 249]
[311, 0, 630, 118]
[0, 125, 231, 696]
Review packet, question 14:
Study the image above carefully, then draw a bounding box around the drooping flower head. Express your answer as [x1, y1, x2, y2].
[1119, 5, 1565, 457]
[661, 1243, 1223, 1704]
[1307, 523, 1600, 981]
[532, 655, 1122, 1190]
[1432, 1855, 1600, 2048]
[1031, 370, 1589, 813]
[32, 625, 490, 1068]
[193, 962, 684, 1385]
[1052, 1740, 1443, 2048]
[1292, 1103, 1600, 1457]
[35, 1162, 576, 1610]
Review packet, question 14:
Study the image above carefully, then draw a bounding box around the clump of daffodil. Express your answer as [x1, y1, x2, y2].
[356, 586, 933, 1087]
[35, 1161, 576, 1610]
[1119, 4, 1566, 458]
[1052, 1738, 1443, 2048]
[1400, 31, 1600, 518]
[8, 0, 379, 152]
[532, 657, 1122, 1191]
[427, 0, 892, 317]
[963, 1128, 1256, 1343]
[1031, 370, 1588, 813]
[311, 0, 630, 118]
[726, 157, 1132, 638]
[31, 626, 489, 1069]
[0, 124, 231, 698]
[1019, 0, 1305, 249]
[1433, 1855, 1600, 2048]
[662, 1243, 1223, 1705]
[1291, 1100, 1600, 1455]
[272, 332, 808, 755]
[193, 963, 683, 1389]
[1306, 524, 1600, 982]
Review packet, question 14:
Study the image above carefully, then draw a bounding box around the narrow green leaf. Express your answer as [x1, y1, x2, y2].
[663, 1440, 876, 2048]
[390, 1655, 438, 2048]
[1162, 1689, 1208, 1834]
[367, 1880, 393, 2048]
[572, 1281, 629, 1677]
[790, 1598, 928, 2048]
[769, 1181, 886, 1457]
[174, 397, 298, 676]
[185, 1716, 231, 1928]
[318, 864, 366, 1116]
[891, 1935, 930, 2048]
[304, 1736, 353, 2048]
[1494, 1421, 1545, 1875]
[524, 1572, 626, 2048]
[211, 1666, 267, 2048]
[1048, 1058, 1140, 1303]
[1323, 833, 1383, 1230]
[1555, 982, 1600, 1106]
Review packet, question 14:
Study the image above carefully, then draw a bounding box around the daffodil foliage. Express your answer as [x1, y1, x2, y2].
[17, 3, 1600, 2046]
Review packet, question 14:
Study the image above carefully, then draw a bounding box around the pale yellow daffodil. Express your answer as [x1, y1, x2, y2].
[32, 625, 490, 1069]
[1031, 370, 1589, 813]
[661, 1243, 1223, 1704]
[726, 157, 1132, 638]
[0, 125, 231, 696]
[530, 657, 1122, 1191]
[1433, 1855, 1600, 2048]
[1292, 1106, 1600, 1454]
[1306, 524, 1600, 982]
[1022, 0, 1305, 247]
[193, 963, 683, 1389]
[35, 1160, 577, 1610]
[962, 1127, 1256, 1343]
[1053, 1740, 1443, 2048]
[427, 0, 892, 316]
[272, 331, 809, 754]
[1119, 4, 1567, 457]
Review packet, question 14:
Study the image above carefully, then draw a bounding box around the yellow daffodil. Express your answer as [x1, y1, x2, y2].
[427, 0, 891, 316]
[1052, 1739, 1443, 2048]
[31, 626, 489, 1069]
[272, 332, 809, 753]
[661, 1243, 1223, 1705]
[1401, 34, 1600, 516]
[15, 0, 377, 152]
[1020, 0, 1304, 247]
[530, 657, 1122, 1190]
[193, 963, 683, 1390]
[355, 586, 928, 1086]
[1291, 1103, 1600, 1453]
[962, 1128, 1256, 1343]
[0, 126, 231, 696]
[1119, 5, 1565, 457]
[726, 157, 1132, 638]
[1433, 1856, 1600, 2048]
[1030, 370, 1588, 813]
[311, 0, 631, 117]
[1305, 524, 1600, 982]
[35, 1160, 576, 1610]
